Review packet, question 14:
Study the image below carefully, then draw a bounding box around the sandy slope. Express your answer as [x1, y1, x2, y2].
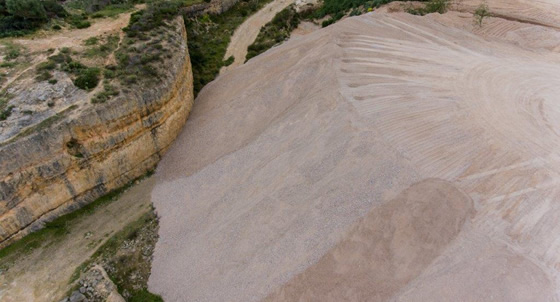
[220, 0, 295, 74]
[150, 3, 560, 302]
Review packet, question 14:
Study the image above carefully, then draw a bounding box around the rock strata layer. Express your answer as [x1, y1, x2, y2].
[0, 18, 194, 247]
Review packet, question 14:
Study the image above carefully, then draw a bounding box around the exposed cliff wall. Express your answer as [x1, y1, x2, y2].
[183, 0, 240, 16]
[0, 17, 194, 247]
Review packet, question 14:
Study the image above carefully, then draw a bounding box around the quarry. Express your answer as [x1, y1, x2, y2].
[2, 0, 560, 301]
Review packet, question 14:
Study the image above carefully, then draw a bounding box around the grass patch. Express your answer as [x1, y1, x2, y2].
[2, 42, 23, 61]
[91, 3, 135, 18]
[84, 35, 120, 57]
[84, 36, 99, 46]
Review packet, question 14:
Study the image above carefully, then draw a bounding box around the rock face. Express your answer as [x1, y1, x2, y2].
[182, 0, 240, 16]
[0, 18, 194, 247]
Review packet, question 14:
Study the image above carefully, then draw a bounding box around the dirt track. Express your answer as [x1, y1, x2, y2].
[149, 0, 560, 300]
[0, 178, 155, 302]
[220, 0, 295, 73]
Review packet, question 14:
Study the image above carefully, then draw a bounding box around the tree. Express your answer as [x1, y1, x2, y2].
[6, 0, 47, 20]
[0, 0, 7, 15]
[474, 3, 490, 26]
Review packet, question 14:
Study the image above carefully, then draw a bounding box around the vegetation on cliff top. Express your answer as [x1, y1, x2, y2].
[184, 0, 276, 95]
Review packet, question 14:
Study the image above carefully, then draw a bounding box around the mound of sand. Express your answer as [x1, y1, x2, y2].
[149, 4, 560, 302]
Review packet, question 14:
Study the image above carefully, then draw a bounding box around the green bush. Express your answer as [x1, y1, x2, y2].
[129, 289, 164, 302]
[223, 56, 234, 66]
[0, 0, 69, 37]
[62, 61, 87, 74]
[5, 0, 47, 21]
[406, 0, 450, 15]
[84, 37, 99, 46]
[246, 5, 300, 60]
[0, 105, 13, 120]
[92, 84, 119, 103]
[474, 3, 490, 26]
[42, 0, 68, 18]
[37, 60, 56, 71]
[67, 14, 91, 29]
[74, 67, 101, 90]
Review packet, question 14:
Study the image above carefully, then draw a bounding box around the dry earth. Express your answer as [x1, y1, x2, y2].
[149, 0, 560, 301]
[0, 177, 155, 302]
[1, 8, 139, 92]
[220, 0, 296, 73]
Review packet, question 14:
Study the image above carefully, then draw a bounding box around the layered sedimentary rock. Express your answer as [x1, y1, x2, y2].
[0, 18, 194, 247]
[183, 0, 240, 16]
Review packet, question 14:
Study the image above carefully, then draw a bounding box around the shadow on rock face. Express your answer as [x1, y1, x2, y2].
[265, 178, 475, 302]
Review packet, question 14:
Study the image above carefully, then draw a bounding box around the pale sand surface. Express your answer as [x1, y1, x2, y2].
[150, 1, 560, 301]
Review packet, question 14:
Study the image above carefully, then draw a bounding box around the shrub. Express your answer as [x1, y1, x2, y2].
[474, 3, 490, 26]
[35, 71, 53, 81]
[129, 289, 163, 302]
[48, 53, 72, 64]
[74, 68, 101, 90]
[103, 68, 115, 79]
[247, 5, 301, 60]
[407, 0, 450, 15]
[42, 0, 68, 18]
[92, 84, 119, 103]
[5, 47, 20, 60]
[425, 0, 449, 14]
[84, 37, 99, 46]
[0, 105, 14, 120]
[67, 14, 91, 29]
[5, 0, 47, 21]
[37, 60, 56, 71]
[223, 56, 234, 66]
[62, 61, 86, 74]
